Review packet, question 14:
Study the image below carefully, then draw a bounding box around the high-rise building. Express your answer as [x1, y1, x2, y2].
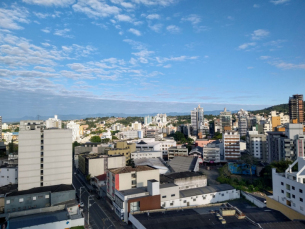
[219, 108, 232, 132]
[0, 116, 2, 141]
[67, 121, 80, 142]
[18, 120, 72, 191]
[246, 130, 267, 161]
[144, 115, 152, 125]
[223, 130, 240, 161]
[237, 109, 248, 136]
[289, 94, 304, 123]
[191, 105, 204, 136]
[45, 115, 62, 129]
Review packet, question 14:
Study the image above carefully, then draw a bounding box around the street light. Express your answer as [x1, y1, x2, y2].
[88, 195, 94, 226]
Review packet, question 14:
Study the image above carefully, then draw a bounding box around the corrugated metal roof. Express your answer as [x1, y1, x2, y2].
[180, 184, 235, 198]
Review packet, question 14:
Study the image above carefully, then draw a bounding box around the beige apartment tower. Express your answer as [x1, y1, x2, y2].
[18, 120, 72, 191]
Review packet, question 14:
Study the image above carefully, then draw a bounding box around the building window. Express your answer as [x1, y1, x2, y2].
[183, 200, 186, 203]
[171, 194, 175, 197]
[281, 182, 284, 185]
[292, 194, 295, 199]
[281, 190, 284, 194]
[6, 200, 10, 204]
[19, 198, 24, 203]
[292, 186, 295, 190]
[286, 192, 291, 198]
[162, 196, 166, 198]
[300, 189, 303, 193]
[286, 184, 290, 190]
[170, 202, 174, 206]
[300, 198, 303, 202]
[301, 206, 304, 211]
[45, 195, 49, 199]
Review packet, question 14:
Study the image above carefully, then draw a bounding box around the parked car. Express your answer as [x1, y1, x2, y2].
[79, 202, 84, 208]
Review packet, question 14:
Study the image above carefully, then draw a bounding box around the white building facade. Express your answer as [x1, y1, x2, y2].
[0, 166, 18, 187]
[67, 121, 80, 142]
[45, 115, 62, 129]
[131, 151, 163, 160]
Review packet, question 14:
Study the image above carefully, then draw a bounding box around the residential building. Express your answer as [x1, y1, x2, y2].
[0, 116, 2, 141]
[160, 171, 207, 190]
[107, 165, 159, 200]
[67, 121, 80, 142]
[0, 165, 18, 187]
[268, 155, 305, 219]
[131, 151, 162, 160]
[237, 109, 248, 136]
[131, 121, 142, 130]
[289, 94, 304, 123]
[153, 114, 167, 126]
[191, 105, 204, 136]
[144, 115, 152, 125]
[202, 147, 221, 163]
[168, 146, 188, 160]
[18, 120, 72, 191]
[223, 130, 240, 161]
[219, 108, 232, 132]
[168, 156, 199, 172]
[78, 153, 125, 177]
[45, 115, 62, 129]
[267, 131, 286, 163]
[136, 140, 161, 152]
[246, 130, 267, 161]
[117, 130, 143, 139]
[146, 129, 158, 138]
[195, 139, 215, 147]
[105, 141, 136, 162]
[100, 130, 112, 140]
[1, 123, 8, 130]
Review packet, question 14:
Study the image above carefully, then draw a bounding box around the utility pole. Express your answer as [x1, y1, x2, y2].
[79, 186, 85, 201]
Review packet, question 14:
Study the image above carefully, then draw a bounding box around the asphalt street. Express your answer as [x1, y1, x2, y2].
[73, 173, 114, 229]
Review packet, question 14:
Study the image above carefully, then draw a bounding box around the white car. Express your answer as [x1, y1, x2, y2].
[79, 202, 84, 208]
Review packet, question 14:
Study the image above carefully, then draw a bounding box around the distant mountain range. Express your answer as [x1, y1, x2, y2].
[3, 110, 237, 123]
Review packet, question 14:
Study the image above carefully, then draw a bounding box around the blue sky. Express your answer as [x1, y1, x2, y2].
[0, 0, 304, 118]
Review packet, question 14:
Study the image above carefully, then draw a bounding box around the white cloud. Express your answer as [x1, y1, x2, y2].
[227, 16, 234, 20]
[166, 25, 180, 33]
[163, 64, 171, 68]
[146, 14, 160, 20]
[41, 28, 51, 33]
[270, 61, 305, 69]
[121, 2, 135, 8]
[238, 42, 256, 50]
[251, 29, 270, 40]
[247, 66, 254, 69]
[116, 14, 133, 22]
[131, 0, 176, 6]
[22, 0, 75, 7]
[54, 28, 73, 38]
[34, 66, 55, 72]
[33, 11, 62, 18]
[0, 6, 30, 30]
[72, 0, 121, 18]
[270, 0, 290, 5]
[259, 56, 271, 60]
[132, 50, 154, 57]
[253, 4, 260, 8]
[181, 14, 201, 24]
[129, 58, 137, 65]
[128, 28, 141, 36]
[148, 23, 163, 32]
[156, 56, 198, 63]
[204, 55, 209, 58]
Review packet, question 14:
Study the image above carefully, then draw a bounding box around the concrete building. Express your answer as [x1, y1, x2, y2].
[237, 109, 248, 136]
[18, 120, 72, 191]
[0, 165, 18, 187]
[160, 172, 207, 190]
[105, 141, 136, 162]
[136, 140, 161, 152]
[195, 139, 215, 147]
[67, 121, 80, 142]
[45, 115, 61, 129]
[131, 151, 162, 160]
[223, 130, 240, 161]
[0, 116, 2, 141]
[131, 121, 142, 130]
[4, 184, 75, 213]
[267, 131, 287, 163]
[268, 155, 305, 219]
[202, 147, 221, 163]
[107, 166, 159, 200]
[78, 153, 125, 177]
[246, 130, 267, 161]
[168, 156, 199, 172]
[146, 129, 158, 138]
[117, 130, 143, 140]
[168, 146, 188, 160]
[144, 115, 152, 125]
[134, 158, 169, 174]
[289, 94, 304, 123]
[1, 123, 8, 130]
[220, 108, 232, 132]
[153, 114, 167, 126]
[191, 105, 204, 136]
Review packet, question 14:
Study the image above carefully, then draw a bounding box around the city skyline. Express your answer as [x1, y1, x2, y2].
[0, 0, 304, 117]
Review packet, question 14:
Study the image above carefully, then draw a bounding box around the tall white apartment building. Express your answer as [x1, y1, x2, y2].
[18, 120, 72, 191]
[220, 108, 232, 132]
[144, 116, 152, 125]
[132, 121, 142, 130]
[246, 130, 267, 161]
[223, 130, 240, 161]
[1, 123, 8, 130]
[191, 105, 204, 136]
[237, 109, 248, 136]
[67, 121, 80, 142]
[45, 115, 62, 129]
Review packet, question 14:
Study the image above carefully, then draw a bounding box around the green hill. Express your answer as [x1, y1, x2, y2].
[250, 101, 305, 115]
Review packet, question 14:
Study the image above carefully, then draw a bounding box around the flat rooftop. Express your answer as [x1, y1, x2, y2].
[119, 187, 148, 196]
[160, 171, 205, 184]
[180, 184, 235, 198]
[6, 184, 74, 197]
[109, 165, 156, 174]
[9, 210, 68, 229]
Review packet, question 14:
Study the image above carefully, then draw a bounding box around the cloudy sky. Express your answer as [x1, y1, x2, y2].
[0, 0, 304, 119]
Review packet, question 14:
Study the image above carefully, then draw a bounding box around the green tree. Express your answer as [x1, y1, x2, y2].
[86, 174, 91, 181]
[90, 136, 101, 143]
[101, 138, 110, 143]
[112, 136, 118, 140]
[127, 159, 135, 168]
[72, 141, 81, 154]
[173, 131, 185, 141]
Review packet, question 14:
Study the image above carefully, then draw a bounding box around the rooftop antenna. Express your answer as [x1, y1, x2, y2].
[37, 115, 40, 120]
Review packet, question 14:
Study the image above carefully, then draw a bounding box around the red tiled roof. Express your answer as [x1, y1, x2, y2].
[95, 174, 107, 181]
